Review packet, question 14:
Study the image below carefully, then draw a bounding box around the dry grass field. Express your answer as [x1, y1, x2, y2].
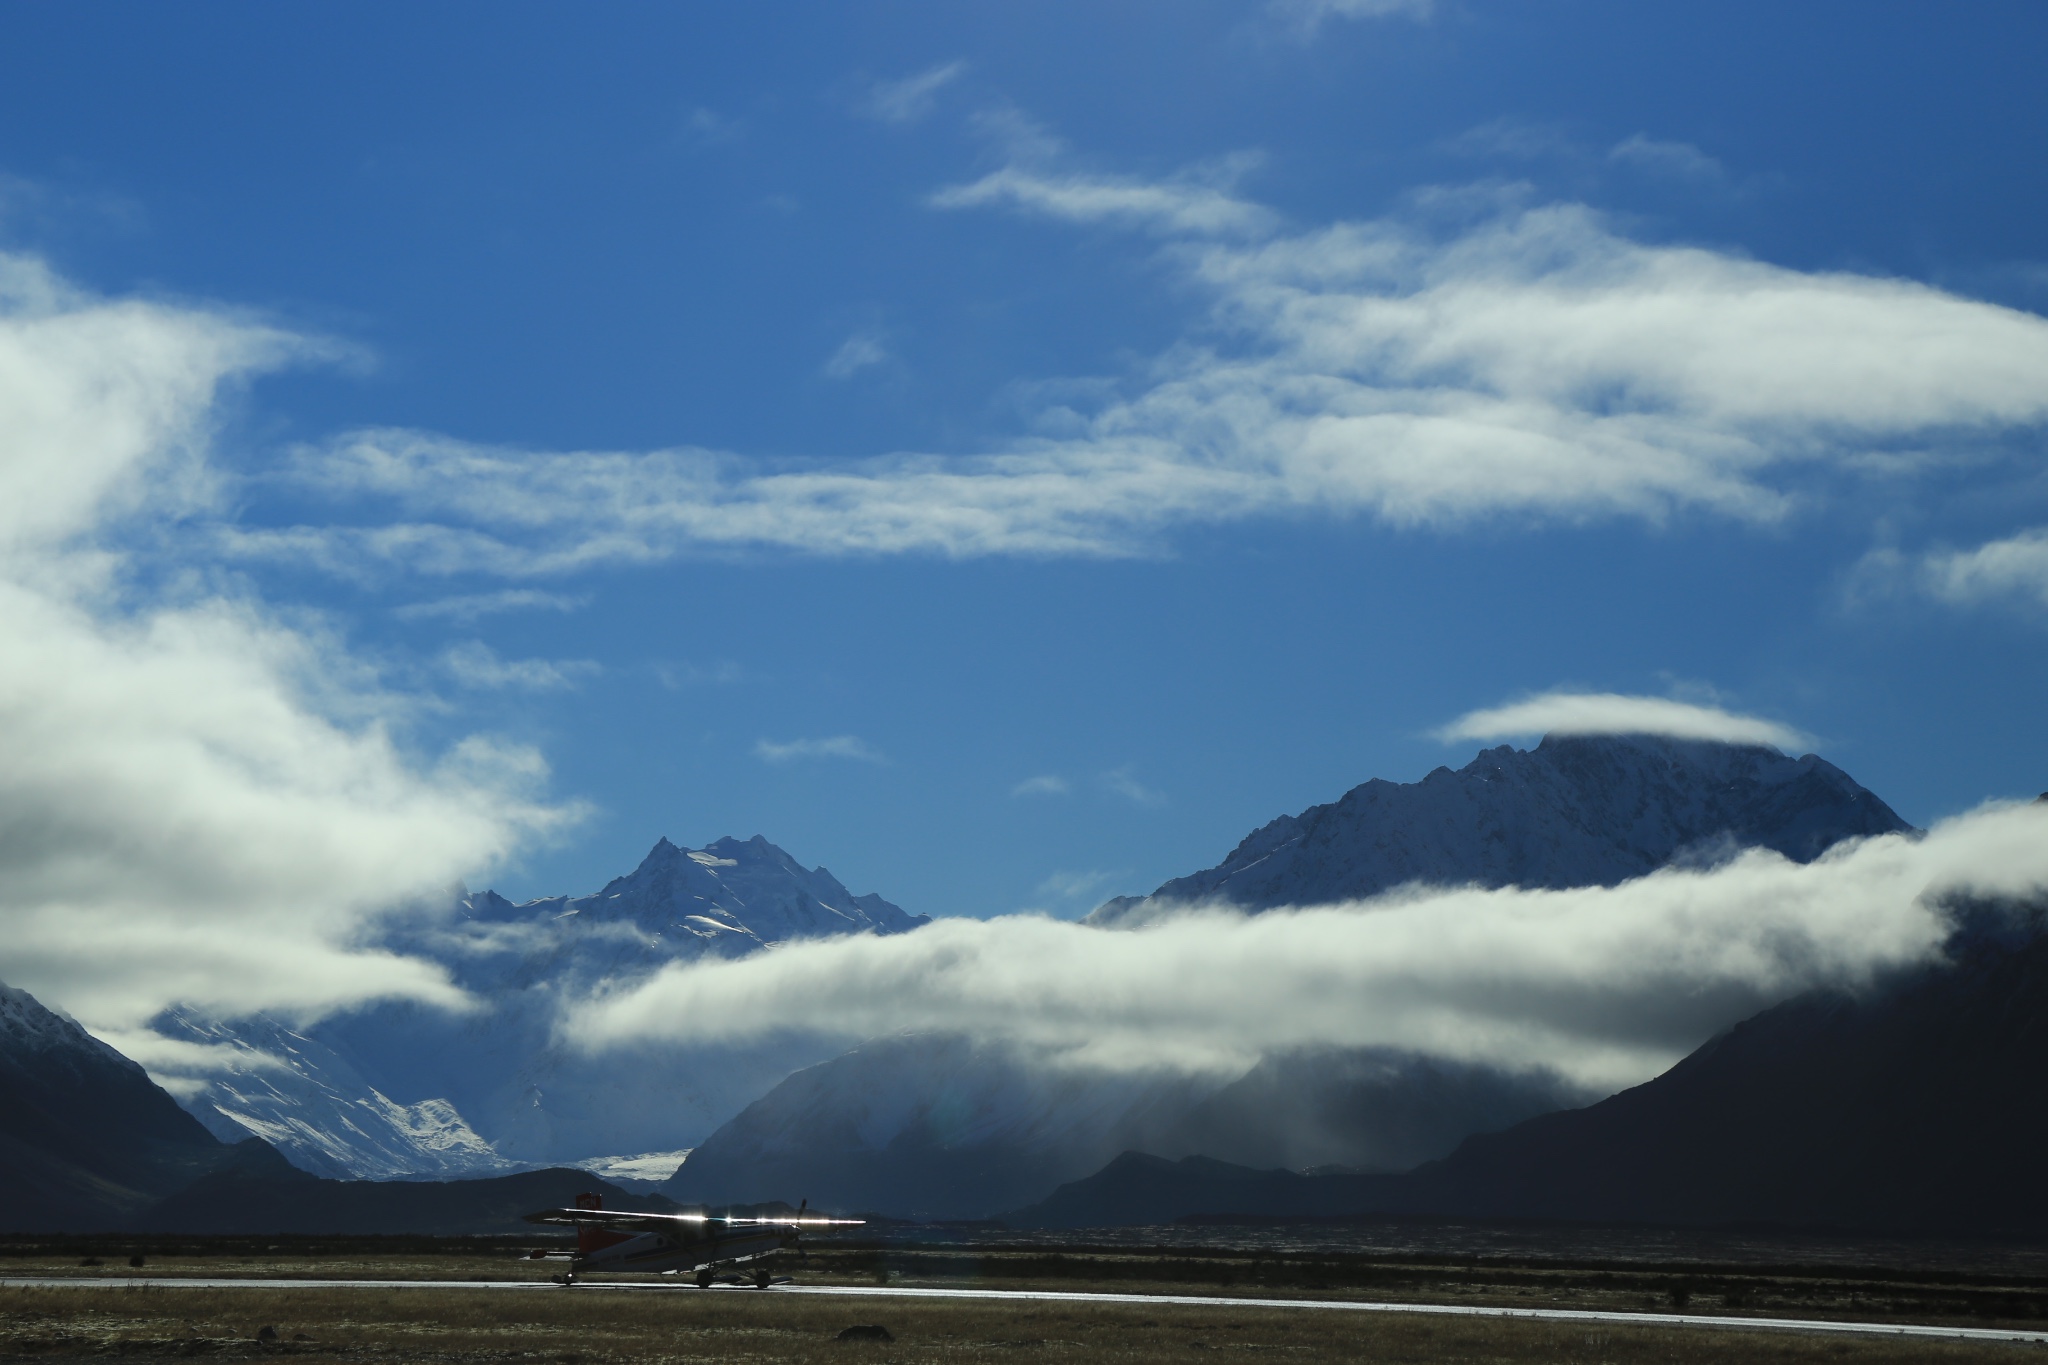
[0, 1280, 2036, 1365]
[2, 1239, 2044, 1364]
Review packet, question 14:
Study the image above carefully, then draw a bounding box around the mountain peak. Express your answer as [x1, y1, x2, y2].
[1091, 734, 1910, 925]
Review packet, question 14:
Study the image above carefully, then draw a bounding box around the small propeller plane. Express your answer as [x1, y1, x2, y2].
[523, 1192, 862, 1288]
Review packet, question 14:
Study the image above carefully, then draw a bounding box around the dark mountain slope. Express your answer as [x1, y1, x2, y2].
[138, 1167, 673, 1235]
[1390, 910, 2048, 1234]
[1163, 1048, 1583, 1174]
[1012, 911, 2048, 1236]
[0, 982, 285, 1231]
[662, 1034, 1213, 1219]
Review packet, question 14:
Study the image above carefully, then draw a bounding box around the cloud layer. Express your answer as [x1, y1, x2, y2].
[228, 166, 2048, 575]
[566, 799, 2048, 1090]
[0, 251, 573, 1032]
[1437, 691, 1811, 749]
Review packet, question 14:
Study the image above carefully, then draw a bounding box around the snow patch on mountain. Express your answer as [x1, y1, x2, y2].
[565, 1149, 692, 1190]
[152, 1009, 514, 1180]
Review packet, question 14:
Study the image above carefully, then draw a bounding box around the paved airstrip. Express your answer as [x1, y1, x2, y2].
[4, 1276, 2045, 1347]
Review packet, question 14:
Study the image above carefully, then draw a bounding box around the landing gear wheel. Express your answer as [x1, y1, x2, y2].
[754, 1268, 772, 1289]
[696, 1269, 714, 1289]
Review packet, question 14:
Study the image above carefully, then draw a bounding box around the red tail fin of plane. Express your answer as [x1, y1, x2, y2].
[572, 1191, 632, 1255]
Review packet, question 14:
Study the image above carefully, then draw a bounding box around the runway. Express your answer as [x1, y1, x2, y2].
[4, 1276, 2045, 1346]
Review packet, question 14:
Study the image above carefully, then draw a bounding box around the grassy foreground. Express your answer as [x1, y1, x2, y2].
[4, 1238, 2046, 1363]
[0, 1280, 2032, 1365]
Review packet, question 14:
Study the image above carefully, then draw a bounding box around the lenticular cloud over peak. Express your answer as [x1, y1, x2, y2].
[1436, 691, 1812, 750]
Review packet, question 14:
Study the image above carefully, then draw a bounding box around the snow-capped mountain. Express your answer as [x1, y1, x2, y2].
[153, 1009, 513, 1181]
[1089, 734, 1911, 926]
[158, 835, 925, 1178]
[435, 835, 927, 994]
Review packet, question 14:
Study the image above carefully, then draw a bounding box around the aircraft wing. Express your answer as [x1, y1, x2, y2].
[524, 1207, 712, 1230]
[524, 1207, 864, 1230]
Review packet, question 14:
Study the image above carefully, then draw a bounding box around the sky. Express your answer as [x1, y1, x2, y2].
[1, 1, 2047, 1034]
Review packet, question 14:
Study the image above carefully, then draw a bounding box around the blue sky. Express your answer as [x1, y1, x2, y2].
[2, 0, 2045, 948]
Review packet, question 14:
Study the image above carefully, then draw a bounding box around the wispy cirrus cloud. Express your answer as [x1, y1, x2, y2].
[395, 589, 586, 623]
[858, 61, 968, 126]
[218, 139, 2048, 576]
[930, 155, 1278, 238]
[754, 734, 885, 764]
[823, 330, 890, 379]
[1100, 766, 1167, 807]
[1011, 774, 1069, 797]
[1269, 0, 1435, 36]
[1437, 691, 1812, 750]
[1608, 133, 1730, 185]
[566, 799, 2048, 1088]
[440, 641, 599, 692]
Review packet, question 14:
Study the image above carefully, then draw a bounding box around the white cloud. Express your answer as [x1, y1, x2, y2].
[394, 589, 585, 623]
[859, 61, 968, 126]
[566, 799, 2048, 1091]
[823, 331, 890, 379]
[1436, 691, 1812, 750]
[1906, 529, 2048, 609]
[753, 735, 885, 764]
[1608, 134, 1728, 185]
[440, 640, 599, 692]
[225, 158, 2048, 572]
[1100, 766, 1167, 807]
[0, 250, 575, 1034]
[931, 154, 1276, 238]
[1011, 774, 1069, 798]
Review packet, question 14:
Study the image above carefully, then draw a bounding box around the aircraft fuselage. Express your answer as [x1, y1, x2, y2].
[576, 1225, 790, 1276]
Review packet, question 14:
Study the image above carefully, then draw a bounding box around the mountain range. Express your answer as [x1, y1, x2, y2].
[12, 730, 2021, 1240]
[662, 734, 1914, 1219]
[155, 835, 926, 1179]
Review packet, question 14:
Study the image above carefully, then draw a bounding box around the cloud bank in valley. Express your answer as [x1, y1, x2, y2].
[0, 251, 574, 1033]
[212, 152, 2048, 576]
[565, 799, 2048, 1092]
[1437, 691, 1812, 750]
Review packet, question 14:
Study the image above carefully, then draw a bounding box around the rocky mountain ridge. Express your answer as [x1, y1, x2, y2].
[1090, 734, 1910, 926]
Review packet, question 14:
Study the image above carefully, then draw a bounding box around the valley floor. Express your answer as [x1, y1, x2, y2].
[3, 1239, 2048, 1363]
